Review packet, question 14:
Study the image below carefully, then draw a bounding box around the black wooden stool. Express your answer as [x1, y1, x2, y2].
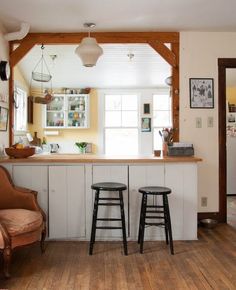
[138, 186, 174, 255]
[89, 182, 128, 255]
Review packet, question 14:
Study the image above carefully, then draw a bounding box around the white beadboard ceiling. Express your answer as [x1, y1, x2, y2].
[18, 44, 171, 89]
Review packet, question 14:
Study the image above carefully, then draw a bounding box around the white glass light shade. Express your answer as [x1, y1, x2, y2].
[165, 76, 172, 86]
[75, 37, 103, 67]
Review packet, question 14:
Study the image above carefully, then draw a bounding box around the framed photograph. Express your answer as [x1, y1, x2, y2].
[143, 103, 150, 114]
[190, 78, 214, 108]
[0, 106, 8, 131]
[141, 117, 151, 132]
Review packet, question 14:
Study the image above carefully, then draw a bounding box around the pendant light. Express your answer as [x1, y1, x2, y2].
[75, 23, 103, 67]
[165, 76, 172, 86]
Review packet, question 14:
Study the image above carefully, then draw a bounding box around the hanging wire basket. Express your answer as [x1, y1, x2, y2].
[32, 71, 52, 82]
[29, 44, 54, 104]
[32, 45, 52, 82]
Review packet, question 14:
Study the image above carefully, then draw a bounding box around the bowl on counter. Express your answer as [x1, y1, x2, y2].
[5, 147, 36, 158]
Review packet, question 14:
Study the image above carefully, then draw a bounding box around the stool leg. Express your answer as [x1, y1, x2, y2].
[140, 194, 147, 254]
[163, 195, 174, 255]
[162, 195, 169, 245]
[138, 194, 145, 244]
[119, 190, 128, 255]
[89, 190, 99, 255]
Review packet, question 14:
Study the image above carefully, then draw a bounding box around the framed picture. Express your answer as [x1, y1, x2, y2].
[189, 78, 214, 108]
[141, 117, 151, 132]
[0, 106, 8, 131]
[143, 103, 150, 114]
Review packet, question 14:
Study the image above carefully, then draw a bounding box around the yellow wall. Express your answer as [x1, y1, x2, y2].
[29, 88, 99, 153]
[226, 87, 236, 104]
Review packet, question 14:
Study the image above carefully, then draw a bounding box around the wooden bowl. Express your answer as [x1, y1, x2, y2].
[5, 147, 35, 158]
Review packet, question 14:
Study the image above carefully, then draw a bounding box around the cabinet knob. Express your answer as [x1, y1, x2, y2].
[51, 189, 55, 193]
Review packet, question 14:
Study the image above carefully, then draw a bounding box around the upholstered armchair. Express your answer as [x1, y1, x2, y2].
[0, 166, 46, 278]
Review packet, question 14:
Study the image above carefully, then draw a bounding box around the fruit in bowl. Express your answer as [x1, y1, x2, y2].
[5, 146, 35, 158]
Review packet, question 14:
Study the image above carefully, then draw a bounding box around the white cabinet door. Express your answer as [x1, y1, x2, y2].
[12, 165, 48, 218]
[165, 163, 197, 240]
[129, 165, 165, 240]
[49, 165, 86, 239]
[92, 165, 128, 240]
[1, 164, 12, 177]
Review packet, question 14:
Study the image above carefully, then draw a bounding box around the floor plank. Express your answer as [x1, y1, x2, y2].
[0, 224, 236, 290]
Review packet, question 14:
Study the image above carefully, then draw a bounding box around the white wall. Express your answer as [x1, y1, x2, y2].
[180, 32, 236, 212]
[0, 22, 9, 154]
[1, 30, 235, 213]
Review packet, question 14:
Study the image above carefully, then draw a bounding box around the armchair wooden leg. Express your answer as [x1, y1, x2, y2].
[40, 228, 46, 254]
[3, 246, 12, 278]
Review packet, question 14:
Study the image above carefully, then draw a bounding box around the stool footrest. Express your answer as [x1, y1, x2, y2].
[98, 203, 121, 206]
[146, 210, 164, 214]
[146, 205, 164, 208]
[99, 197, 121, 200]
[97, 218, 122, 221]
[145, 216, 165, 219]
[145, 222, 165, 226]
[96, 226, 122, 230]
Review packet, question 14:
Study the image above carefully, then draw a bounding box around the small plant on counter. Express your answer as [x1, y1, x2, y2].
[75, 142, 88, 153]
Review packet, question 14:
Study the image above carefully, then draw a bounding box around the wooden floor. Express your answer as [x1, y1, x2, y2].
[1, 224, 236, 290]
[228, 196, 236, 228]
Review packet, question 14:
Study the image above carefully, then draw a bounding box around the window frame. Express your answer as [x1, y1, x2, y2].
[13, 83, 28, 134]
[98, 89, 141, 155]
[98, 88, 173, 155]
[152, 89, 173, 150]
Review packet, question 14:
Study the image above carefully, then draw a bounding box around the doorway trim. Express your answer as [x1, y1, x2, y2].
[218, 58, 236, 222]
[8, 32, 179, 145]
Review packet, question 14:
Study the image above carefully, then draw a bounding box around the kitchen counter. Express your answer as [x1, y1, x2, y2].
[0, 155, 201, 241]
[0, 154, 202, 163]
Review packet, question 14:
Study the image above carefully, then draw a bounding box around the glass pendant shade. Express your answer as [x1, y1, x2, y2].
[165, 76, 172, 86]
[75, 37, 103, 67]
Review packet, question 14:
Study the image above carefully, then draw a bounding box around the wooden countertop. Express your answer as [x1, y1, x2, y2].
[0, 154, 202, 163]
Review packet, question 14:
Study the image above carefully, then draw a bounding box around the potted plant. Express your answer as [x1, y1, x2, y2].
[75, 142, 88, 154]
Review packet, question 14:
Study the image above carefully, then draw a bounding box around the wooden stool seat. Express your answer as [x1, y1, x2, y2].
[139, 186, 171, 195]
[91, 182, 127, 191]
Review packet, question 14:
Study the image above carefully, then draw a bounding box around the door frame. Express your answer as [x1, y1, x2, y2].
[8, 32, 179, 145]
[218, 58, 236, 222]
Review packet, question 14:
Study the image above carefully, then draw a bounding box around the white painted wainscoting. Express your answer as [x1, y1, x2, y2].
[2, 161, 198, 241]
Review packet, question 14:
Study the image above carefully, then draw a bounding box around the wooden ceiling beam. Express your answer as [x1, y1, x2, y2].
[10, 38, 37, 67]
[148, 41, 177, 68]
[13, 32, 179, 45]
[10, 32, 179, 66]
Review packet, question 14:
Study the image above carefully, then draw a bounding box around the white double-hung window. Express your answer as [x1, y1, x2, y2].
[104, 93, 139, 155]
[153, 92, 172, 150]
[14, 86, 27, 132]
